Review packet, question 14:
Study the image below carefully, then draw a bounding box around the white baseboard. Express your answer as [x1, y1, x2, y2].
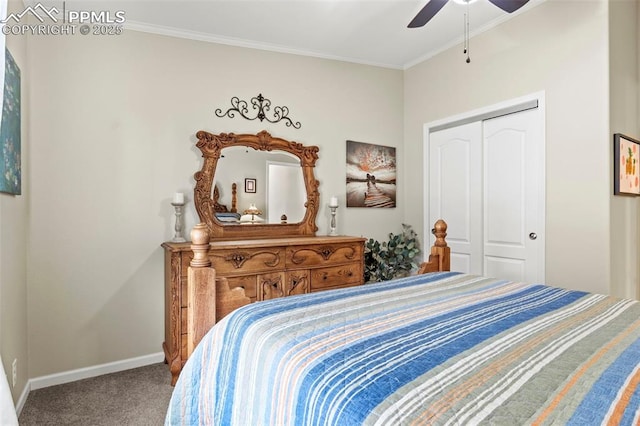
[30, 352, 165, 390]
[16, 352, 165, 416]
[14, 380, 30, 418]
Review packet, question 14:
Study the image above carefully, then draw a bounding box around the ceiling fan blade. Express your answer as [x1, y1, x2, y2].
[487, 0, 530, 13]
[408, 0, 449, 28]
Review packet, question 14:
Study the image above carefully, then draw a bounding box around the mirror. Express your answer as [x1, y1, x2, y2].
[193, 130, 320, 240]
[214, 147, 305, 225]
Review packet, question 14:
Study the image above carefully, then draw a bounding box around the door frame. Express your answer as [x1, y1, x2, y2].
[266, 160, 305, 224]
[422, 91, 546, 279]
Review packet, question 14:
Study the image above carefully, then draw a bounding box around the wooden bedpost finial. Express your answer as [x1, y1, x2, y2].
[432, 219, 448, 248]
[190, 223, 212, 267]
[416, 219, 450, 274]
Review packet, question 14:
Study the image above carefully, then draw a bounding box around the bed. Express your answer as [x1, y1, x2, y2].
[166, 221, 640, 425]
[212, 183, 241, 223]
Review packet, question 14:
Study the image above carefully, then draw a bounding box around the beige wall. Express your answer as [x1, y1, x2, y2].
[1, 0, 29, 404]
[609, 0, 640, 299]
[27, 30, 403, 377]
[404, 2, 612, 294]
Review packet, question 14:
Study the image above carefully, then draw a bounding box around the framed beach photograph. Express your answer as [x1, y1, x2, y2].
[346, 140, 396, 208]
[245, 178, 256, 193]
[613, 133, 640, 196]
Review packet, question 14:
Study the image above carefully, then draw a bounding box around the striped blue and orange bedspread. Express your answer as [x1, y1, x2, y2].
[166, 272, 640, 425]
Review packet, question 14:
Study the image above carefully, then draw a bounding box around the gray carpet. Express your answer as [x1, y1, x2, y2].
[18, 363, 173, 425]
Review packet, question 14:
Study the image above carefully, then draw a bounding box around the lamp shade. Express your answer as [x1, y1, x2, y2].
[243, 203, 262, 216]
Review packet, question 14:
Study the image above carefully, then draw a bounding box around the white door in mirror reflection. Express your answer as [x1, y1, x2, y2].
[268, 162, 305, 224]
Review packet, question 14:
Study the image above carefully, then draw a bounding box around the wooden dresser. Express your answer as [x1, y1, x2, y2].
[162, 235, 365, 384]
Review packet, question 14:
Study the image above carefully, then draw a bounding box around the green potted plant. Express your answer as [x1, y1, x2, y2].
[364, 224, 421, 283]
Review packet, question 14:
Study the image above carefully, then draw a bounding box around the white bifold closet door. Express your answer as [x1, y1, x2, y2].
[429, 108, 544, 283]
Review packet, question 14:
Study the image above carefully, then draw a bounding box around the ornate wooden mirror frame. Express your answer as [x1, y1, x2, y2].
[194, 130, 320, 240]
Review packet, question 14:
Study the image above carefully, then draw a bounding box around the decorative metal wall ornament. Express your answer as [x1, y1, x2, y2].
[215, 93, 302, 129]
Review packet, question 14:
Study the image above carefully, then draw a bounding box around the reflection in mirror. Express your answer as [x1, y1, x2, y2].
[214, 147, 305, 225]
[267, 161, 304, 224]
[193, 130, 319, 240]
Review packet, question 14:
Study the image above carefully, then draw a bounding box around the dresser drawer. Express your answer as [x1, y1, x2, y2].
[258, 272, 286, 301]
[310, 262, 362, 291]
[287, 242, 363, 268]
[226, 275, 257, 300]
[180, 273, 257, 308]
[285, 270, 310, 297]
[181, 247, 285, 276]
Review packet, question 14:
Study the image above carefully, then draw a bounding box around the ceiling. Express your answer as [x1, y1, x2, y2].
[53, 0, 544, 69]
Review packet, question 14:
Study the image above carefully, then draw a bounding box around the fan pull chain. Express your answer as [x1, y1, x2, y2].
[465, 3, 471, 63]
[463, 13, 467, 55]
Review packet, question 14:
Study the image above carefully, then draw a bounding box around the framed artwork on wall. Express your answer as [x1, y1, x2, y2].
[346, 140, 396, 208]
[0, 48, 21, 195]
[245, 178, 256, 193]
[613, 133, 640, 196]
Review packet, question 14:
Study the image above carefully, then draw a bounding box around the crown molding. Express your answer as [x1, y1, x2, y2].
[123, 19, 402, 70]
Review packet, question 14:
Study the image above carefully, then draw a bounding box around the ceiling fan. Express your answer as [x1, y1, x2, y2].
[408, 0, 530, 28]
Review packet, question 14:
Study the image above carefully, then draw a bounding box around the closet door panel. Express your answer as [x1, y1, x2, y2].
[429, 122, 482, 274]
[483, 108, 544, 283]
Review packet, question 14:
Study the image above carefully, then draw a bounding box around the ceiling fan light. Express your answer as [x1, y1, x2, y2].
[452, 0, 478, 4]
